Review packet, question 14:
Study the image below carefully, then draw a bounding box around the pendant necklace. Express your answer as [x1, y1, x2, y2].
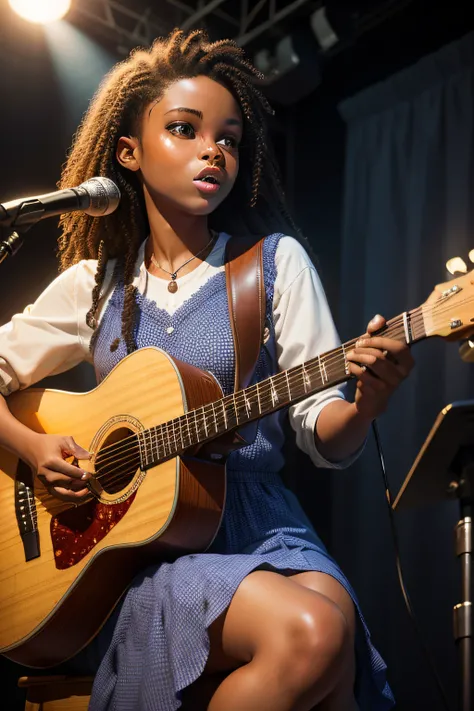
[150, 231, 217, 293]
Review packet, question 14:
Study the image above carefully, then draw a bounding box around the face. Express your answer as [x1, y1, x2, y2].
[117, 75, 243, 216]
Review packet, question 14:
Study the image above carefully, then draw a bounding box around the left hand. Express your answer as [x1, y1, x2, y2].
[346, 314, 415, 420]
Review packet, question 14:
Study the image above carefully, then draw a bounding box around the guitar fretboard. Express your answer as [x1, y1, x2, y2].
[136, 306, 426, 469]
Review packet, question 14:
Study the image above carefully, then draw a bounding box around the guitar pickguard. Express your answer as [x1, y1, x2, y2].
[51, 495, 136, 570]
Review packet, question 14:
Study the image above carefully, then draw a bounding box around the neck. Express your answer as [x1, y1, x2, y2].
[144, 192, 211, 269]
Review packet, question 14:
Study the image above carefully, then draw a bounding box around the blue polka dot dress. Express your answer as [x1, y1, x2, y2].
[84, 234, 394, 710]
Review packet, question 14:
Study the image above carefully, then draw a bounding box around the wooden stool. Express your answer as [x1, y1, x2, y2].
[18, 675, 94, 711]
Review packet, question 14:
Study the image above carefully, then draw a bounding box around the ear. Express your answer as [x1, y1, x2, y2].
[116, 136, 141, 172]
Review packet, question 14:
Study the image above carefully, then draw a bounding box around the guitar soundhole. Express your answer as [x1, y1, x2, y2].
[95, 427, 141, 494]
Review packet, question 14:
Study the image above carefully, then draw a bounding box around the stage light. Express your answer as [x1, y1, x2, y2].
[8, 0, 71, 24]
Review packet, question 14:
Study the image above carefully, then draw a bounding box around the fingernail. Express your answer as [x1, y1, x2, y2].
[356, 340, 366, 347]
[81, 472, 88, 480]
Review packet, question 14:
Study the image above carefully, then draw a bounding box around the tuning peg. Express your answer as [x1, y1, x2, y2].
[446, 257, 468, 275]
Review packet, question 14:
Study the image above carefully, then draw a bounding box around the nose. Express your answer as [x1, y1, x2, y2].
[200, 144, 224, 166]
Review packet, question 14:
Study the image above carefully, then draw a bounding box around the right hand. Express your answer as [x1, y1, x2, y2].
[25, 434, 92, 503]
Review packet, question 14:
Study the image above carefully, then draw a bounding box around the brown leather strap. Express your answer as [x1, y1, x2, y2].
[225, 235, 266, 392]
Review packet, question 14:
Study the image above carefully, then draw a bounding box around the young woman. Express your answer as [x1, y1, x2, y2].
[0, 29, 414, 710]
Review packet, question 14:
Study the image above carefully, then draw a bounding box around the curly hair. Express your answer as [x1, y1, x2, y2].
[57, 28, 300, 354]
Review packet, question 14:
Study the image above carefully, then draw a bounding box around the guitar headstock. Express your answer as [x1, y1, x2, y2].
[422, 270, 474, 341]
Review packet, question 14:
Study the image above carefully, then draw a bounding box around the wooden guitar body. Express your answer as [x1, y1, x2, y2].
[0, 347, 226, 667]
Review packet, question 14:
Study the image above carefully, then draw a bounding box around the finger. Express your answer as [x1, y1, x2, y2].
[62, 437, 91, 460]
[347, 348, 405, 384]
[50, 486, 91, 503]
[355, 337, 415, 369]
[41, 457, 91, 481]
[347, 363, 389, 391]
[37, 468, 86, 489]
[366, 314, 386, 334]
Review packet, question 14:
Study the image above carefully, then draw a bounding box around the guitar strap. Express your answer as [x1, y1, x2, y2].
[225, 235, 266, 393]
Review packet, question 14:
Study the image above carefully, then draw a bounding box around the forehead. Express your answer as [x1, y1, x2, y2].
[154, 76, 242, 121]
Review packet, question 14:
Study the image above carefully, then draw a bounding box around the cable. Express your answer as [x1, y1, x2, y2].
[371, 419, 453, 711]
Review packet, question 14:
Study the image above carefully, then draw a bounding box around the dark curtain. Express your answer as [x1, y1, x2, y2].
[333, 32, 474, 709]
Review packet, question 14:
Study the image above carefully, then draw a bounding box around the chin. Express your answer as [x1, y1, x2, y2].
[185, 196, 226, 216]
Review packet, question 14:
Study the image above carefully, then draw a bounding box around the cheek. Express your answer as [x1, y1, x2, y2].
[143, 134, 193, 168]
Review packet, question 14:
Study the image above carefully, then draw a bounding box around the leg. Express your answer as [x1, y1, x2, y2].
[290, 572, 357, 711]
[182, 569, 354, 711]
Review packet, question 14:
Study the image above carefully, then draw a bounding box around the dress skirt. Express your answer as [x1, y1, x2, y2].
[84, 470, 395, 710]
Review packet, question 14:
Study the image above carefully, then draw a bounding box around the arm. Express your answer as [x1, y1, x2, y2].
[316, 313, 415, 462]
[0, 260, 106, 499]
[273, 238, 414, 466]
[0, 392, 91, 499]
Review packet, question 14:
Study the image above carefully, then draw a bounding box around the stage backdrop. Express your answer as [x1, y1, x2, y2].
[333, 30, 474, 709]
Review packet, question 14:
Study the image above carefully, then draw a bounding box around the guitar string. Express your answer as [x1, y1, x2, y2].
[84, 304, 437, 468]
[78, 324, 415, 491]
[85, 318, 417, 473]
[68, 303, 446, 477]
[40, 295, 473, 505]
[79, 296, 463, 487]
[68, 290, 474, 471]
[90, 315, 419, 470]
[92, 323, 408, 468]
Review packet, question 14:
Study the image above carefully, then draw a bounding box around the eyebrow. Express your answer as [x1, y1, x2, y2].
[165, 106, 242, 126]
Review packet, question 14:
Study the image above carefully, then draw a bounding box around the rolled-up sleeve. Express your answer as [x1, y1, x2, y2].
[273, 237, 363, 469]
[0, 262, 92, 395]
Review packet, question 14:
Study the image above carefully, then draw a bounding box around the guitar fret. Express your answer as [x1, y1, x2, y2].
[193, 410, 199, 443]
[233, 394, 239, 424]
[243, 392, 252, 418]
[210, 402, 218, 434]
[284, 370, 292, 399]
[137, 431, 146, 469]
[302, 363, 311, 393]
[318, 355, 328, 385]
[270, 376, 279, 407]
[185, 413, 192, 447]
[221, 400, 228, 429]
[340, 344, 349, 375]
[256, 382, 262, 414]
[147, 429, 153, 466]
[201, 407, 208, 438]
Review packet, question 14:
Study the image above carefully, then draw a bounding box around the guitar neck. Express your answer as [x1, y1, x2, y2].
[138, 306, 426, 469]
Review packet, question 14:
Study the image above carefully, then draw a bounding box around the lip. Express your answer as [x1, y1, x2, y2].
[193, 180, 221, 195]
[193, 166, 224, 183]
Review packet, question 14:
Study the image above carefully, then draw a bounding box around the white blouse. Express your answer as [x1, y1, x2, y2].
[0, 233, 355, 469]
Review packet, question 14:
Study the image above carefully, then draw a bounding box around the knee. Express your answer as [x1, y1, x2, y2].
[275, 595, 353, 687]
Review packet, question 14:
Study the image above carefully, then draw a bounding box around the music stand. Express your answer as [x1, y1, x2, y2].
[393, 401, 474, 711]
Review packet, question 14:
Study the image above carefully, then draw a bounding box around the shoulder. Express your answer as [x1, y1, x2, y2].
[273, 235, 318, 294]
[61, 257, 118, 299]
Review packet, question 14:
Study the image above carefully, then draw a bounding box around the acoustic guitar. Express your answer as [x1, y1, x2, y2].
[0, 271, 472, 667]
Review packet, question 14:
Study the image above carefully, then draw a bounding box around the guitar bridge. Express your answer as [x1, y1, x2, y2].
[15, 461, 40, 561]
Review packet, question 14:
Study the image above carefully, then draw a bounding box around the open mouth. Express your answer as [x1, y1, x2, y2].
[195, 176, 220, 185]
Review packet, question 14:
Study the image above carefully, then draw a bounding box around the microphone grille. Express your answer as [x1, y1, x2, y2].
[80, 177, 121, 217]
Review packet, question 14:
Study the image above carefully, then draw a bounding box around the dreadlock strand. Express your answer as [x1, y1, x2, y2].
[86, 239, 108, 331]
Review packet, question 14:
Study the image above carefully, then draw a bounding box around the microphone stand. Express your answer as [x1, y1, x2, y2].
[0, 229, 25, 265]
[0, 197, 47, 266]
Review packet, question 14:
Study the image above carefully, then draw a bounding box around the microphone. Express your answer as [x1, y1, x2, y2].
[0, 177, 121, 229]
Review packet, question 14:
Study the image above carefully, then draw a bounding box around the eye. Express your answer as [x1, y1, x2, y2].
[217, 136, 239, 150]
[166, 122, 196, 138]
